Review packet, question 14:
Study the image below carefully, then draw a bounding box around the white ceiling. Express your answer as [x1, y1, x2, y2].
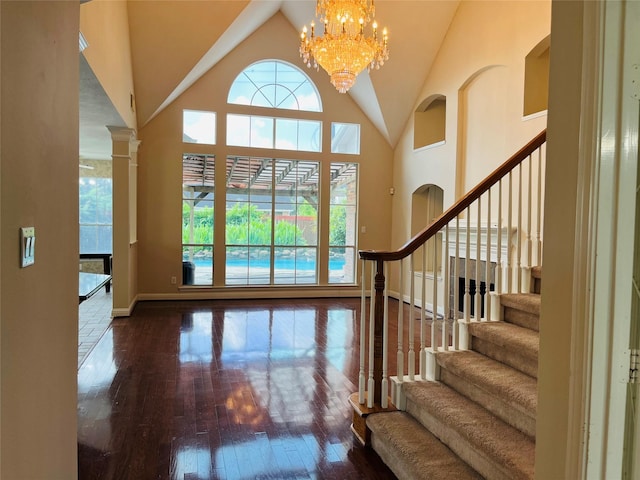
[79, 0, 460, 161]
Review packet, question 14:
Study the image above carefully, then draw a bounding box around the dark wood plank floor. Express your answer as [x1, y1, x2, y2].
[78, 297, 422, 479]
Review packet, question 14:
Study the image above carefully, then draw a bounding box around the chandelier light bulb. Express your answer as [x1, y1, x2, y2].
[299, 0, 390, 94]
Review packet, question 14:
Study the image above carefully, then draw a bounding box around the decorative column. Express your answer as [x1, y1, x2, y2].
[108, 126, 139, 317]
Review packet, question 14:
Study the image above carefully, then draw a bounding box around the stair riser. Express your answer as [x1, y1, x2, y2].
[405, 397, 530, 480]
[503, 307, 539, 331]
[533, 277, 541, 295]
[439, 368, 536, 438]
[471, 336, 538, 378]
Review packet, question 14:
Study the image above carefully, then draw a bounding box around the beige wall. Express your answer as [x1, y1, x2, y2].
[136, 12, 394, 297]
[389, 0, 550, 289]
[80, 0, 137, 130]
[0, 1, 79, 477]
[126, 0, 249, 126]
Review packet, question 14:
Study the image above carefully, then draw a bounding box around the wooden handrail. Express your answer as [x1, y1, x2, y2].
[359, 130, 546, 262]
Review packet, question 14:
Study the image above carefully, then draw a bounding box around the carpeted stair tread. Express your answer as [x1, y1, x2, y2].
[469, 321, 538, 362]
[436, 350, 537, 435]
[368, 411, 484, 480]
[500, 293, 540, 315]
[469, 322, 538, 378]
[404, 381, 535, 480]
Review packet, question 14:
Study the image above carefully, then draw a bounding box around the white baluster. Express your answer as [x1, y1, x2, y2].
[382, 262, 389, 408]
[432, 235, 438, 350]
[420, 243, 427, 380]
[397, 259, 404, 386]
[408, 253, 415, 381]
[485, 188, 492, 321]
[359, 259, 366, 404]
[465, 207, 471, 322]
[527, 153, 533, 270]
[497, 178, 503, 295]
[443, 225, 450, 351]
[536, 146, 543, 265]
[476, 197, 482, 320]
[521, 155, 533, 292]
[453, 217, 460, 349]
[507, 171, 513, 293]
[367, 261, 376, 408]
[517, 163, 523, 292]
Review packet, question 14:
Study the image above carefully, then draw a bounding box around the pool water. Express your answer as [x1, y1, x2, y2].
[188, 256, 347, 271]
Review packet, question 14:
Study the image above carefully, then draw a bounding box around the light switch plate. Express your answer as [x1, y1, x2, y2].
[20, 227, 35, 267]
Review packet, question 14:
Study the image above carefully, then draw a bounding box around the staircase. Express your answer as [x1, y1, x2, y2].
[351, 131, 546, 479]
[367, 266, 541, 479]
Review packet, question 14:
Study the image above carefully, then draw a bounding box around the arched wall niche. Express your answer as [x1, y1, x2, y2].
[523, 35, 550, 117]
[414, 94, 446, 150]
[411, 184, 444, 272]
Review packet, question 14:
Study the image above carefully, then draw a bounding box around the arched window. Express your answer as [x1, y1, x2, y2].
[191, 59, 360, 288]
[228, 60, 322, 112]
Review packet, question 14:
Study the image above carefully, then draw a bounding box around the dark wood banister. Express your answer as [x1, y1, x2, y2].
[359, 129, 547, 262]
[351, 130, 546, 410]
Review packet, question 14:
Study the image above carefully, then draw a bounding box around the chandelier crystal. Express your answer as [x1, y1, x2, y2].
[299, 0, 389, 93]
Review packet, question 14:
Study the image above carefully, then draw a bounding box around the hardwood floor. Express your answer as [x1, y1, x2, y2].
[77, 297, 421, 479]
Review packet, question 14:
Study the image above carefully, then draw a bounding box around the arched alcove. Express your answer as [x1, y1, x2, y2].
[414, 95, 446, 150]
[411, 184, 444, 272]
[523, 36, 550, 117]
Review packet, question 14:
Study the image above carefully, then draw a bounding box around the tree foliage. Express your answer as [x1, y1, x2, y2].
[329, 204, 347, 246]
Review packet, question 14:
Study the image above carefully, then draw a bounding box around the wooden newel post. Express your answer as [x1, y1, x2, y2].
[349, 257, 395, 446]
[373, 259, 385, 406]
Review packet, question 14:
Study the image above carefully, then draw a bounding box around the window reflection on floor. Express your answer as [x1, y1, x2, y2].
[180, 312, 214, 363]
[77, 299, 396, 479]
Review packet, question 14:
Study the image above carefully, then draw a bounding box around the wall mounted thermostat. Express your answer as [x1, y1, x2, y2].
[20, 227, 35, 267]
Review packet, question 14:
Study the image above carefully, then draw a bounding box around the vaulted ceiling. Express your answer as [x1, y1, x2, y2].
[80, 0, 460, 160]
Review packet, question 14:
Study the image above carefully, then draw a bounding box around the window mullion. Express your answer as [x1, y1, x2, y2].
[270, 158, 276, 285]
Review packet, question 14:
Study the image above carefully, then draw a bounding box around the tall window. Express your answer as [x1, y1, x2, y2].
[183, 110, 216, 144]
[182, 154, 215, 285]
[331, 123, 360, 154]
[225, 157, 319, 285]
[226, 114, 321, 152]
[79, 169, 112, 254]
[179, 59, 363, 287]
[329, 163, 358, 283]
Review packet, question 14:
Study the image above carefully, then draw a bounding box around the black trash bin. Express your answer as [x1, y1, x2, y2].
[182, 261, 195, 285]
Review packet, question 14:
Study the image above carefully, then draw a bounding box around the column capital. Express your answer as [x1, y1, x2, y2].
[130, 140, 142, 154]
[107, 126, 137, 143]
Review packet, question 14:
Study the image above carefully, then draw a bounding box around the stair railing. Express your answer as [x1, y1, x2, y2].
[357, 130, 546, 409]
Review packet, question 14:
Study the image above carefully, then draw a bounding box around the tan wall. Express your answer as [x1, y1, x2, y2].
[80, 0, 137, 130]
[0, 1, 79, 477]
[136, 12, 394, 296]
[389, 0, 551, 290]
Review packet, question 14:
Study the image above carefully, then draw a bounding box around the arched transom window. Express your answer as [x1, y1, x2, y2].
[228, 60, 322, 112]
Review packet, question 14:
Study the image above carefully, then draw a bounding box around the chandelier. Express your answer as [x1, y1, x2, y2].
[299, 0, 389, 93]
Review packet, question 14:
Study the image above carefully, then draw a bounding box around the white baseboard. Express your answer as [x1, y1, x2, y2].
[111, 294, 138, 318]
[137, 286, 361, 302]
